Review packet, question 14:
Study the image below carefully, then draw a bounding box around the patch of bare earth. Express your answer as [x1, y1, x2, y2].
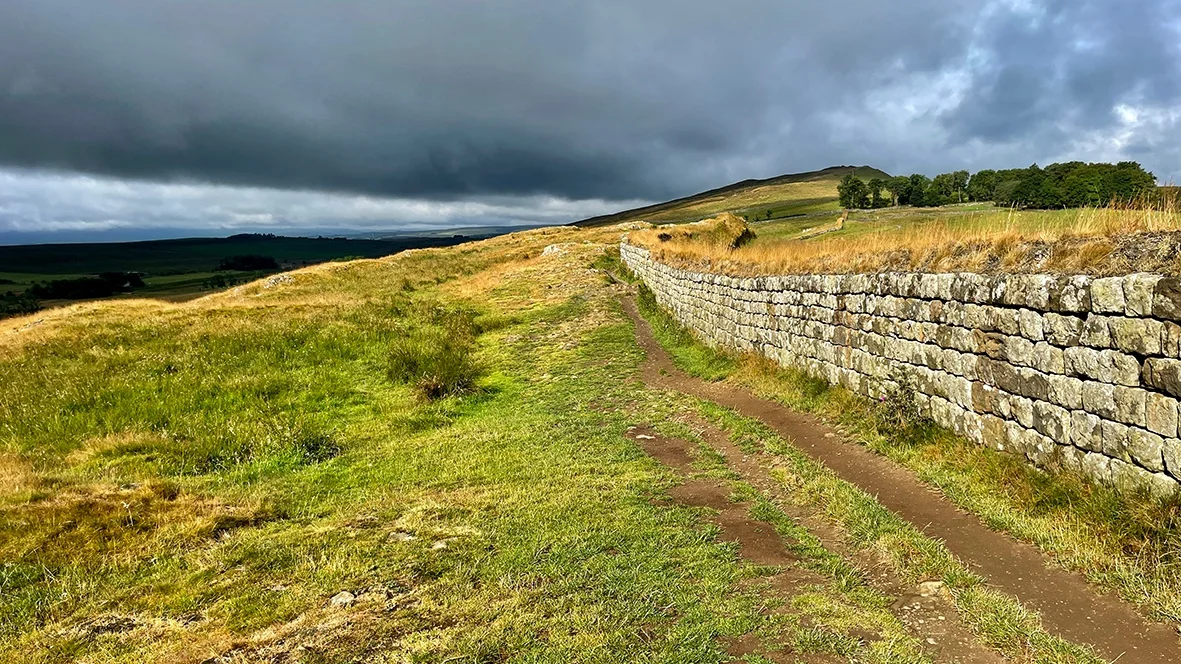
[626, 425, 1002, 663]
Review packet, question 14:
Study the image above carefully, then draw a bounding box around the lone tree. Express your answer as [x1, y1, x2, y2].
[837, 174, 870, 209]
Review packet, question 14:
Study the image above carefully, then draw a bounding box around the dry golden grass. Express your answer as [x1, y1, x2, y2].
[643, 179, 839, 222]
[630, 202, 1181, 277]
[0, 455, 36, 499]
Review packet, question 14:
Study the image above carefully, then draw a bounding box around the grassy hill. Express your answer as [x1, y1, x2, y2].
[4, 220, 1179, 662]
[574, 165, 889, 227]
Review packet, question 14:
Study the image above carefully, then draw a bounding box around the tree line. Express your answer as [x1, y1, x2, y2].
[837, 161, 1158, 210]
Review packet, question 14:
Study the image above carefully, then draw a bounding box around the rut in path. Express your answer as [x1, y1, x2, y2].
[628, 422, 1004, 664]
[619, 294, 1181, 664]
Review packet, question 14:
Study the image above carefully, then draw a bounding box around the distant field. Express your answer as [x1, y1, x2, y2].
[575, 165, 887, 227]
[0, 234, 474, 276]
[0, 234, 481, 310]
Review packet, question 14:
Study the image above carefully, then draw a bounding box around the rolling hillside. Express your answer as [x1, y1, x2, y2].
[573, 165, 890, 227]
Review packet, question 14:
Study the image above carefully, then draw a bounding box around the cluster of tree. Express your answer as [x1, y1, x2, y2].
[838, 161, 1157, 210]
[0, 291, 41, 318]
[216, 255, 280, 271]
[28, 272, 146, 300]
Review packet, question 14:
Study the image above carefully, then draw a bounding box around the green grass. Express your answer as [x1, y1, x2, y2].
[0, 228, 843, 663]
[636, 286, 736, 382]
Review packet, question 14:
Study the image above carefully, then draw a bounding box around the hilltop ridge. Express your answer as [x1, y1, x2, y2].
[574, 165, 889, 227]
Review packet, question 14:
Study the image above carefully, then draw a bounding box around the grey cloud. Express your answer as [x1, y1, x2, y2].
[942, 0, 1181, 155]
[0, 0, 977, 203]
[0, 0, 1177, 224]
[0, 169, 647, 241]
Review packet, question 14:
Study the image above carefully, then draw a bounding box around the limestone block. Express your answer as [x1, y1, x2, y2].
[1044, 313, 1084, 347]
[1011, 395, 1035, 428]
[1091, 277, 1126, 314]
[1108, 317, 1164, 356]
[1064, 347, 1141, 386]
[1016, 275, 1056, 310]
[1055, 275, 1093, 313]
[1124, 273, 1162, 317]
[1145, 392, 1179, 438]
[1071, 411, 1103, 452]
[1142, 358, 1181, 398]
[1113, 387, 1148, 428]
[1082, 382, 1117, 420]
[1032, 343, 1066, 374]
[1151, 277, 1181, 322]
[1003, 336, 1035, 366]
[1082, 452, 1113, 484]
[1032, 401, 1071, 445]
[1128, 428, 1166, 472]
[1100, 420, 1132, 461]
[1163, 439, 1181, 480]
[1163, 322, 1181, 357]
[1059, 445, 1086, 474]
[1079, 316, 1112, 348]
[1018, 309, 1045, 341]
[1047, 374, 1085, 410]
[993, 308, 1022, 336]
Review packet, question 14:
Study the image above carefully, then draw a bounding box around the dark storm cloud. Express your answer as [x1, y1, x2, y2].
[0, 0, 1178, 218]
[0, 0, 977, 202]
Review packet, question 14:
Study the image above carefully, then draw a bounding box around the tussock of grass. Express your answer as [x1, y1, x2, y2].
[630, 201, 1181, 277]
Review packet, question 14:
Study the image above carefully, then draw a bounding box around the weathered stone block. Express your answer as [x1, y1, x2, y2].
[1108, 317, 1164, 356]
[1059, 445, 1086, 474]
[1048, 374, 1085, 410]
[1032, 343, 1066, 374]
[1082, 452, 1113, 484]
[1044, 313, 1084, 346]
[992, 394, 1022, 427]
[1113, 387, 1148, 428]
[1064, 348, 1141, 386]
[1125, 273, 1162, 317]
[1128, 428, 1166, 472]
[1163, 439, 1181, 480]
[1082, 382, 1117, 420]
[1100, 420, 1132, 461]
[1079, 316, 1112, 348]
[1055, 275, 1093, 312]
[1152, 277, 1181, 322]
[1071, 411, 1103, 452]
[1145, 392, 1179, 438]
[1091, 277, 1126, 313]
[1032, 401, 1071, 444]
[1018, 309, 1045, 341]
[1143, 358, 1181, 398]
[1163, 322, 1181, 357]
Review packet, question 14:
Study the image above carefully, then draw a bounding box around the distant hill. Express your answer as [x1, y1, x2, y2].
[573, 165, 890, 227]
[0, 234, 475, 277]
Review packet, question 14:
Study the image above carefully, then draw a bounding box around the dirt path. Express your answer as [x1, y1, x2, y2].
[628, 423, 1004, 663]
[619, 294, 1181, 663]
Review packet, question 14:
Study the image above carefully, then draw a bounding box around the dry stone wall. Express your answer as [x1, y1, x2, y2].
[621, 241, 1181, 496]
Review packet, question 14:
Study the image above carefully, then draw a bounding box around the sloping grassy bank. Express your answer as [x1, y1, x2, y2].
[1, 229, 780, 663]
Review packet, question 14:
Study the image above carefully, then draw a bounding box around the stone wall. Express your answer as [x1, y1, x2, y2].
[621, 241, 1181, 496]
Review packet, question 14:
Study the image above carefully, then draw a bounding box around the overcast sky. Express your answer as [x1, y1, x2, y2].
[1, 0, 1179, 242]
